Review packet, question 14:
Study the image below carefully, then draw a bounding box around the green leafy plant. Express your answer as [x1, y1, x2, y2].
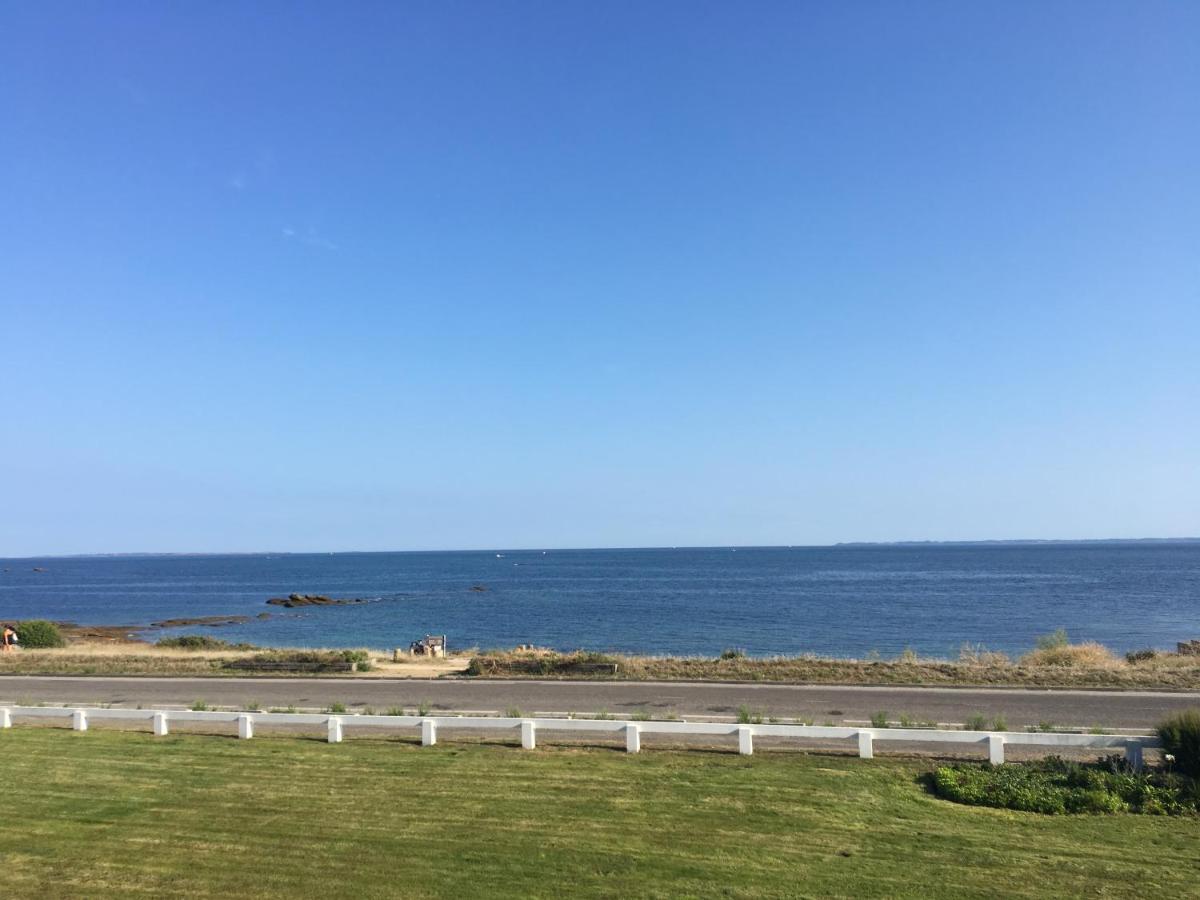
[328, 702, 347, 714]
[15, 620, 66, 649]
[964, 713, 987, 732]
[417, 701, 432, 716]
[992, 714, 1008, 732]
[190, 700, 209, 711]
[719, 648, 746, 660]
[869, 711, 889, 728]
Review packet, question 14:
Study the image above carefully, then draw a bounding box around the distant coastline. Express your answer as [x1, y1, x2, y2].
[6, 536, 1200, 560]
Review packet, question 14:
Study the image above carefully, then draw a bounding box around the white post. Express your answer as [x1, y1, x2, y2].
[988, 734, 1005, 765]
[421, 719, 437, 746]
[238, 714, 254, 740]
[153, 712, 169, 737]
[72, 710, 88, 732]
[328, 716, 344, 744]
[857, 730, 873, 759]
[520, 720, 536, 750]
[625, 723, 641, 754]
[0, 708, 11, 729]
[738, 726, 753, 755]
[1125, 740, 1144, 772]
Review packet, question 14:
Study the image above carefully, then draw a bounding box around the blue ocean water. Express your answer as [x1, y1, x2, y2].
[1, 544, 1197, 657]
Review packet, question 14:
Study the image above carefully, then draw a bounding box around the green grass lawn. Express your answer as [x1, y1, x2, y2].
[1, 729, 1197, 898]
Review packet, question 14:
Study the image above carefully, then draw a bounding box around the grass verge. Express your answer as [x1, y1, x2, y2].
[466, 647, 1200, 689]
[1, 729, 1198, 897]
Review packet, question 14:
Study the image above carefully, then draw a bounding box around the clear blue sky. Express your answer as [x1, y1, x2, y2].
[2, 2, 1197, 555]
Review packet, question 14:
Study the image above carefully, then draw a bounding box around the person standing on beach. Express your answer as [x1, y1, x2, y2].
[1, 624, 16, 651]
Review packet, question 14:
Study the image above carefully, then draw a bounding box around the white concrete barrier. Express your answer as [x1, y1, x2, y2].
[0, 706, 1161, 767]
[625, 723, 640, 754]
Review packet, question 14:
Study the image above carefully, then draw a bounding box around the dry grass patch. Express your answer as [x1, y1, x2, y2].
[1019, 642, 1122, 668]
[466, 645, 1200, 689]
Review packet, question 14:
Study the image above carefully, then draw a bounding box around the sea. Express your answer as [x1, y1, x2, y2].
[1, 543, 1198, 658]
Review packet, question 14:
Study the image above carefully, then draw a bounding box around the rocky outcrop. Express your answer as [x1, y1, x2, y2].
[266, 593, 373, 608]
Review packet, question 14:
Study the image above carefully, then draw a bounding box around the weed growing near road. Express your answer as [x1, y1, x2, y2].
[870, 711, 889, 728]
[328, 702, 347, 714]
[737, 705, 763, 725]
[189, 700, 209, 712]
[964, 713, 987, 732]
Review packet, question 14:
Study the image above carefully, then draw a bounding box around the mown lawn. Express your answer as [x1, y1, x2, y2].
[0, 729, 1196, 898]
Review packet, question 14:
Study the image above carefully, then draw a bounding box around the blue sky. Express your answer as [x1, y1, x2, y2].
[2, 2, 1197, 555]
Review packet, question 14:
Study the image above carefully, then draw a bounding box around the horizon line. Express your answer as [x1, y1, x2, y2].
[4, 536, 1199, 560]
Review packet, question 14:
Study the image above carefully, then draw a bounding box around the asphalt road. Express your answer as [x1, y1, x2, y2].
[2, 676, 1197, 729]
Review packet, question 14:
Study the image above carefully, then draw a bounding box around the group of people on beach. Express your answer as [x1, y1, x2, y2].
[1, 624, 18, 651]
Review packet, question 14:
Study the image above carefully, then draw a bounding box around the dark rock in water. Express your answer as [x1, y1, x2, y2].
[151, 615, 252, 628]
[32, 567, 47, 572]
[266, 593, 372, 608]
[256, 612, 271, 619]
[470, 585, 489, 592]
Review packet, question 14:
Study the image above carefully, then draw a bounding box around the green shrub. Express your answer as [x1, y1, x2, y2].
[190, 700, 209, 711]
[870, 711, 889, 728]
[1125, 648, 1159, 664]
[1034, 629, 1070, 651]
[931, 757, 1198, 816]
[992, 714, 1008, 732]
[15, 620, 66, 649]
[963, 713, 987, 732]
[720, 648, 746, 661]
[1158, 710, 1200, 778]
[504, 707, 523, 719]
[328, 702, 347, 714]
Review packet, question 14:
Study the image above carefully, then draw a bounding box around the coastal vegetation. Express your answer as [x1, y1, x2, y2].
[464, 639, 1200, 689]
[2, 728, 1198, 897]
[4, 625, 1200, 689]
[13, 620, 65, 649]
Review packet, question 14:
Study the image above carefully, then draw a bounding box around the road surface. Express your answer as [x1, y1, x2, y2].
[2, 676, 1197, 728]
